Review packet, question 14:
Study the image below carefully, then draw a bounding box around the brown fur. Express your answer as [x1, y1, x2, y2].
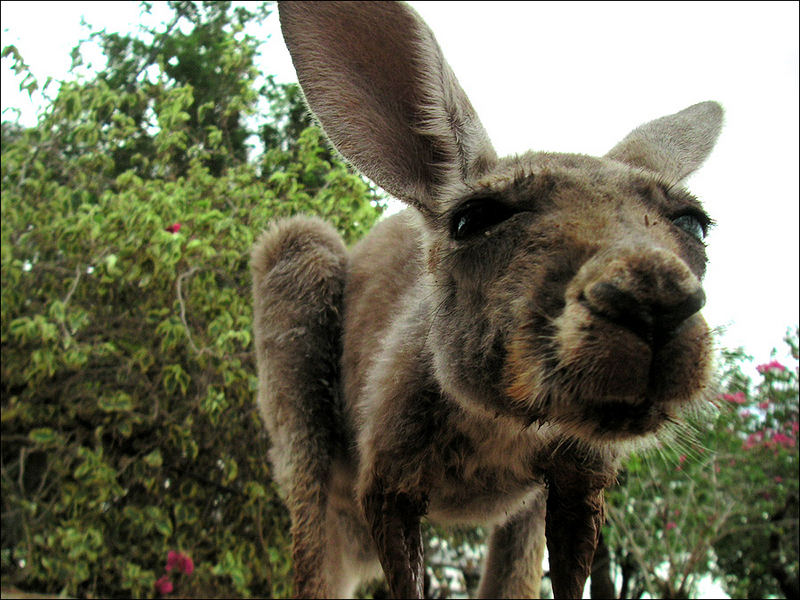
[252, 2, 723, 598]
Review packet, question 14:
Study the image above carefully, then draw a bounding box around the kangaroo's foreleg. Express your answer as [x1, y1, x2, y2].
[545, 467, 608, 600]
[363, 486, 429, 599]
[478, 489, 547, 598]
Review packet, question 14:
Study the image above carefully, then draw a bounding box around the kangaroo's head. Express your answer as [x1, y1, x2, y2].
[279, 1, 722, 443]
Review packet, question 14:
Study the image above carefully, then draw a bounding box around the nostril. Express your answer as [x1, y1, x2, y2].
[583, 282, 655, 341]
[653, 287, 706, 334]
[583, 282, 705, 343]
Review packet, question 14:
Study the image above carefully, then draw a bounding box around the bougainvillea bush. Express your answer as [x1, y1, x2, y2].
[1, 2, 382, 598]
[711, 340, 799, 599]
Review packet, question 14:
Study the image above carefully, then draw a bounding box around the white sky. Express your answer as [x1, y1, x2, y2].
[2, 0, 799, 370]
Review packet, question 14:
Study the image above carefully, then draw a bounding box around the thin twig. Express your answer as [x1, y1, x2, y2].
[176, 266, 211, 357]
[62, 264, 82, 307]
[17, 447, 27, 494]
[58, 264, 83, 342]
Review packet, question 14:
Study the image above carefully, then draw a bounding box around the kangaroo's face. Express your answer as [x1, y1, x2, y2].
[426, 153, 713, 442]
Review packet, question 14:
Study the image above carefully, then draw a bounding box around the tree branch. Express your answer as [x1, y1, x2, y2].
[176, 266, 211, 357]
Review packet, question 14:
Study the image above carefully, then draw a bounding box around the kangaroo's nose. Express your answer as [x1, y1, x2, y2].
[584, 281, 705, 342]
[580, 248, 706, 344]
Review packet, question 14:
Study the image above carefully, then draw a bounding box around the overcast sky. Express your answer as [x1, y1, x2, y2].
[2, 1, 798, 371]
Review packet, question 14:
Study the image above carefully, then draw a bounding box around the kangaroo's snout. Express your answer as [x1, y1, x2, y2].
[584, 280, 705, 343]
[580, 247, 705, 344]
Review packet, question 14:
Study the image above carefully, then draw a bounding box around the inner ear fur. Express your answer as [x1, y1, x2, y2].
[606, 101, 723, 184]
[278, 1, 497, 215]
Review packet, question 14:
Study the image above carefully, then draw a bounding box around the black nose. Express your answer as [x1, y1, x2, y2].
[584, 281, 706, 343]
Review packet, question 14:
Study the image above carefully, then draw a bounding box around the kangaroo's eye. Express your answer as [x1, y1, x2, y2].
[451, 200, 516, 240]
[671, 213, 708, 241]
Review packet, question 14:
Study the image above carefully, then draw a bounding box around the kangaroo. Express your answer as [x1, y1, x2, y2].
[251, 2, 723, 597]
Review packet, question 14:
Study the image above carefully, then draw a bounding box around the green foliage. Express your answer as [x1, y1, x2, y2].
[711, 334, 799, 600]
[1, 2, 383, 598]
[602, 329, 799, 599]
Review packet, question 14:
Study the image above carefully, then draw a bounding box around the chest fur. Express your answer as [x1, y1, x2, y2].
[425, 415, 551, 525]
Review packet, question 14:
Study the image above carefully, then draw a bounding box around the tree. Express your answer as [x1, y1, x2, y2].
[597, 329, 799, 599]
[1, 2, 383, 597]
[712, 337, 799, 600]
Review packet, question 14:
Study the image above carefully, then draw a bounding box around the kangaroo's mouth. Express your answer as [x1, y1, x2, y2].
[504, 300, 712, 441]
[579, 398, 668, 437]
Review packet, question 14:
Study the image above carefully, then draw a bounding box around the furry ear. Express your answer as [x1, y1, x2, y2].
[606, 101, 723, 183]
[278, 1, 497, 215]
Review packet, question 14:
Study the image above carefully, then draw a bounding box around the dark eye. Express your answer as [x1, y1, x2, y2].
[451, 199, 516, 240]
[671, 213, 708, 241]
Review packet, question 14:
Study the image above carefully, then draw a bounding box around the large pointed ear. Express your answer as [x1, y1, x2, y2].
[606, 101, 723, 184]
[278, 1, 497, 215]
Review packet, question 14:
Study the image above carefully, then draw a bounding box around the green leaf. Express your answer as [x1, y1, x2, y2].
[143, 449, 163, 468]
[28, 427, 62, 447]
[104, 253, 119, 274]
[97, 392, 133, 412]
[244, 481, 266, 500]
[153, 516, 173, 538]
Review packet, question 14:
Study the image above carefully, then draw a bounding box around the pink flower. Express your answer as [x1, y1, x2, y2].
[758, 401, 770, 409]
[743, 431, 764, 450]
[722, 392, 747, 404]
[740, 410, 751, 418]
[180, 554, 194, 575]
[775, 476, 784, 483]
[679, 454, 686, 463]
[791, 421, 799, 435]
[166, 550, 194, 575]
[165, 223, 182, 233]
[772, 433, 796, 448]
[756, 360, 786, 375]
[666, 521, 677, 531]
[155, 575, 173, 595]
